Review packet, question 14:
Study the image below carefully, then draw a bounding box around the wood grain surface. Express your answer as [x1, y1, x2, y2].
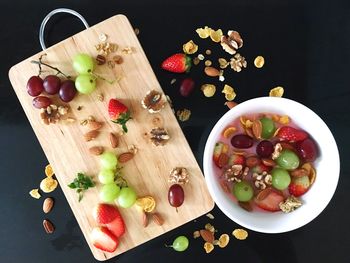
[8, 15, 214, 261]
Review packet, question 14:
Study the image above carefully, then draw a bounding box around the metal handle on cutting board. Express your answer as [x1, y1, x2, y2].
[39, 8, 89, 50]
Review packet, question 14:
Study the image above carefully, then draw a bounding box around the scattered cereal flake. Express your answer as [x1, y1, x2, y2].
[232, 229, 248, 240]
[45, 164, 54, 177]
[210, 29, 223, 43]
[29, 189, 41, 199]
[205, 60, 212, 67]
[122, 47, 133, 54]
[269, 86, 284, 97]
[219, 75, 225, 82]
[272, 114, 280, 122]
[204, 242, 214, 253]
[135, 196, 156, 212]
[201, 84, 216, 97]
[193, 57, 200, 65]
[222, 84, 236, 101]
[218, 234, 230, 248]
[254, 55, 265, 68]
[279, 115, 290, 124]
[223, 126, 237, 138]
[40, 177, 58, 193]
[134, 28, 140, 35]
[206, 213, 215, 220]
[205, 223, 215, 233]
[218, 58, 229, 69]
[176, 109, 191, 122]
[99, 33, 108, 42]
[196, 26, 211, 38]
[279, 196, 302, 213]
[170, 78, 177, 85]
[198, 54, 205, 60]
[205, 49, 212, 55]
[183, 40, 198, 55]
[193, 230, 201, 239]
[80, 119, 88, 126]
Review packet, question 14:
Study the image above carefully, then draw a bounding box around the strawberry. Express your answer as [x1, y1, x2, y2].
[213, 142, 229, 167]
[91, 227, 119, 253]
[288, 175, 310, 197]
[251, 163, 270, 174]
[161, 53, 192, 73]
[217, 153, 229, 168]
[255, 190, 284, 212]
[108, 99, 131, 133]
[93, 204, 126, 237]
[228, 154, 245, 165]
[276, 126, 308, 142]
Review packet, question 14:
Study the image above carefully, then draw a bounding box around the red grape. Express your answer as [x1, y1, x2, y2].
[231, 134, 254, 149]
[179, 78, 195, 97]
[296, 138, 318, 162]
[168, 184, 184, 208]
[43, 75, 61, 95]
[26, 76, 44, 97]
[256, 140, 274, 158]
[32, 96, 52, 109]
[59, 80, 77, 102]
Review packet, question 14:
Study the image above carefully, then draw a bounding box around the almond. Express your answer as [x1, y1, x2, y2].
[109, 132, 119, 148]
[118, 152, 134, 163]
[43, 219, 55, 234]
[238, 201, 253, 212]
[252, 119, 262, 139]
[87, 121, 103, 131]
[84, 130, 99, 142]
[89, 146, 104, 155]
[291, 168, 309, 177]
[142, 211, 148, 227]
[256, 188, 273, 201]
[43, 197, 54, 213]
[204, 66, 220, 77]
[200, 229, 214, 243]
[261, 158, 276, 167]
[246, 156, 261, 168]
[152, 213, 164, 226]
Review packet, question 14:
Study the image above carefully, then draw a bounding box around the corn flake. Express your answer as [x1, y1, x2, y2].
[40, 177, 58, 193]
[204, 242, 214, 253]
[205, 223, 215, 233]
[254, 56, 265, 68]
[45, 164, 54, 177]
[193, 230, 201, 239]
[221, 85, 236, 101]
[232, 228, 248, 240]
[223, 126, 237, 138]
[279, 115, 290, 124]
[29, 189, 41, 199]
[135, 196, 156, 212]
[201, 84, 216, 97]
[269, 86, 284, 97]
[183, 40, 198, 55]
[218, 234, 230, 248]
[196, 26, 211, 38]
[210, 29, 223, 43]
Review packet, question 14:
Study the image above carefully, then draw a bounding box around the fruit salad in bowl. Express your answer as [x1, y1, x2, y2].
[203, 97, 339, 233]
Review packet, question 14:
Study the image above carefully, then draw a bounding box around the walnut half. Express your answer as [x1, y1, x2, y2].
[149, 127, 170, 146]
[141, 90, 166, 113]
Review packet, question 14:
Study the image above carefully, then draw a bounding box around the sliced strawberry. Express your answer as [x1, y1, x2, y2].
[161, 53, 192, 73]
[276, 126, 308, 142]
[91, 227, 119, 253]
[288, 175, 310, 197]
[251, 163, 270, 174]
[213, 142, 229, 167]
[254, 190, 284, 212]
[228, 154, 245, 165]
[217, 153, 229, 168]
[93, 204, 126, 237]
[106, 217, 126, 238]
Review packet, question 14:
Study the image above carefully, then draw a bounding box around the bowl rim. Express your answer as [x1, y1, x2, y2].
[203, 96, 340, 233]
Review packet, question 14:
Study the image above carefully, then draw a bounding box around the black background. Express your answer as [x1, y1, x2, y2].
[1, 0, 350, 262]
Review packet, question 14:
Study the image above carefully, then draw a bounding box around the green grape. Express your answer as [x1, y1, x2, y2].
[75, 74, 96, 94]
[98, 169, 115, 184]
[100, 152, 118, 170]
[172, 236, 189, 252]
[73, 53, 94, 74]
[260, 117, 276, 139]
[276, 149, 300, 170]
[271, 167, 291, 190]
[117, 187, 137, 208]
[232, 181, 254, 202]
[99, 183, 120, 202]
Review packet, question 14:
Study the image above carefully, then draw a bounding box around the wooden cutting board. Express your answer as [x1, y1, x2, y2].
[8, 15, 214, 261]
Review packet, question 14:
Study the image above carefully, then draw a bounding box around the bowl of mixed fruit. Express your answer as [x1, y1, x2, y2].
[203, 97, 339, 233]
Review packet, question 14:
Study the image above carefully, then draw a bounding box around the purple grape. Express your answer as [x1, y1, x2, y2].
[32, 96, 52, 109]
[168, 184, 184, 208]
[43, 75, 61, 95]
[26, 76, 44, 97]
[256, 140, 274, 158]
[179, 78, 195, 97]
[231, 134, 254, 149]
[59, 80, 77, 102]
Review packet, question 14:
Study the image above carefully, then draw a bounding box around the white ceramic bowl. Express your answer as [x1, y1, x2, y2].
[203, 97, 340, 233]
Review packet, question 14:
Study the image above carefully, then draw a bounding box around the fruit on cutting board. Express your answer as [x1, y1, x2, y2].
[117, 187, 137, 208]
[100, 152, 118, 170]
[43, 75, 61, 95]
[91, 226, 119, 253]
[73, 53, 95, 74]
[26, 76, 44, 97]
[108, 98, 131, 133]
[161, 53, 192, 73]
[168, 184, 185, 209]
[75, 74, 96, 94]
[99, 183, 121, 203]
[93, 204, 126, 238]
[59, 80, 77, 102]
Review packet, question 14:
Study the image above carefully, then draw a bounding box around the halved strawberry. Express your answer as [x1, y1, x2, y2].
[254, 189, 284, 212]
[228, 154, 245, 165]
[91, 227, 119, 253]
[251, 163, 270, 174]
[213, 142, 229, 167]
[288, 175, 310, 197]
[217, 153, 229, 168]
[276, 126, 308, 142]
[93, 204, 126, 237]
